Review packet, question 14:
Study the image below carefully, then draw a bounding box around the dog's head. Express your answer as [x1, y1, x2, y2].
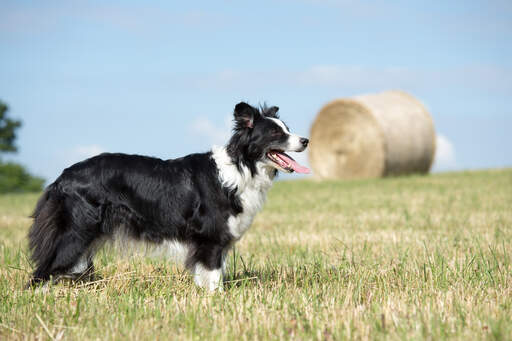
[226, 102, 310, 175]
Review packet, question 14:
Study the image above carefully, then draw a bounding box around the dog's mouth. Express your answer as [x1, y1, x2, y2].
[266, 150, 310, 174]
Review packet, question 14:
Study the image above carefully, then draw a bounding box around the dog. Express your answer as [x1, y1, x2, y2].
[27, 102, 309, 291]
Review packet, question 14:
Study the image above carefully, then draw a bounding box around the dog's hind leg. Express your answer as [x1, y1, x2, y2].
[72, 237, 105, 282]
[28, 232, 98, 287]
[28, 187, 105, 287]
[59, 248, 96, 282]
[49, 232, 104, 283]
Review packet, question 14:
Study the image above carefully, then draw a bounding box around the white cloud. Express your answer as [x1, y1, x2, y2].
[65, 144, 106, 167]
[73, 145, 105, 159]
[0, 3, 231, 35]
[189, 65, 511, 96]
[192, 65, 422, 93]
[432, 134, 456, 171]
[190, 116, 231, 147]
[296, 65, 430, 91]
[35, 144, 107, 183]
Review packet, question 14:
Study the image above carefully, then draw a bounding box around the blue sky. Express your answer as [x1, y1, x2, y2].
[1, 0, 511, 182]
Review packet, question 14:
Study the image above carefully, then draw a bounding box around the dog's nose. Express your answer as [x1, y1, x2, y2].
[300, 138, 309, 148]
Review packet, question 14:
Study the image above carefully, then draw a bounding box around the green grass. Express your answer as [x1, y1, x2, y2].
[1, 169, 511, 340]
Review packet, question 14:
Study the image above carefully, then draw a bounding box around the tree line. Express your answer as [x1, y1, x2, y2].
[0, 100, 44, 193]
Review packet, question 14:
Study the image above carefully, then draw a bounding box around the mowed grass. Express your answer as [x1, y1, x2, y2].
[1, 169, 511, 340]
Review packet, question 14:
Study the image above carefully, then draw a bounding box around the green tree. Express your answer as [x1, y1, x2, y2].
[0, 100, 44, 193]
[0, 101, 22, 153]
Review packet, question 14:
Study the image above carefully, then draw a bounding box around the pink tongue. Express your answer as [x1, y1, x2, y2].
[277, 153, 311, 174]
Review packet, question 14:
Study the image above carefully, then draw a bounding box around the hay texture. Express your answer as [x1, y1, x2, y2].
[309, 90, 436, 179]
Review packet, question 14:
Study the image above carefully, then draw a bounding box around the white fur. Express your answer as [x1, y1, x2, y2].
[212, 146, 274, 240]
[287, 134, 303, 152]
[70, 253, 89, 274]
[268, 117, 304, 152]
[161, 240, 190, 264]
[68, 237, 106, 275]
[111, 226, 190, 266]
[194, 263, 223, 291]
[269, 117, 290, 134]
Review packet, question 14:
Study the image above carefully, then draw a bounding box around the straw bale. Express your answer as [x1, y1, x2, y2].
[309, 90, 436, 179]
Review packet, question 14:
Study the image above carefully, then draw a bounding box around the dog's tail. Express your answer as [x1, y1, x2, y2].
[27, 184, 65, 286]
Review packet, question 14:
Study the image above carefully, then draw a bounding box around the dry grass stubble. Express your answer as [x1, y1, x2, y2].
[0, 169, 511, 340]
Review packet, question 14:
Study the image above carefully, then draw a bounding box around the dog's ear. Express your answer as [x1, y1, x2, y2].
[234, 102, 257, 129]
[265, 106, 279, 118]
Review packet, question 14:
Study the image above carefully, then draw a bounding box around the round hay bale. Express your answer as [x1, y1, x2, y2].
[309, 90, 436, 179]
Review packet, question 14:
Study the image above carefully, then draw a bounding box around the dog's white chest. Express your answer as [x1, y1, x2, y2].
[211, 146, 274, 240]
[227, 184, 268, 240]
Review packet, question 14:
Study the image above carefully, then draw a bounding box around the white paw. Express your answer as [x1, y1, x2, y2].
[193, 263, 223, 292]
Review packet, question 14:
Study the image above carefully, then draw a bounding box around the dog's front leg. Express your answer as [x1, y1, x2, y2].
[193, 263, 223, 292]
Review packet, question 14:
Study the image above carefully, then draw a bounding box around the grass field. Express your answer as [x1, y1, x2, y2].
[0, 169, 511, 340]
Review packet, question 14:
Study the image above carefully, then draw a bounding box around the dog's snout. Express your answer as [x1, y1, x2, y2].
[300, 138, 309, 148]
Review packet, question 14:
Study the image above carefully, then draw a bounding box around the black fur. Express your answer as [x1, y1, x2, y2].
[227, 104, 288, 175]
[27, 102, 305, 288]
[28, 152, 237, 283]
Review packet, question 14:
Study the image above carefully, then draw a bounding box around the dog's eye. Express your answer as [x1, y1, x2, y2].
[271, 129, 281, 136]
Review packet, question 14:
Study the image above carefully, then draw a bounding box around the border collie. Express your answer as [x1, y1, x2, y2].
[27, 102, 309, 291]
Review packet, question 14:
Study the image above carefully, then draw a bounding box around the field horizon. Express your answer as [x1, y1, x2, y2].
[1, 168, 511, 340]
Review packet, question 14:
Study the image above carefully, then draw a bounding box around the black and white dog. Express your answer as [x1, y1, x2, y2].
[27, 102, 309, 291]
